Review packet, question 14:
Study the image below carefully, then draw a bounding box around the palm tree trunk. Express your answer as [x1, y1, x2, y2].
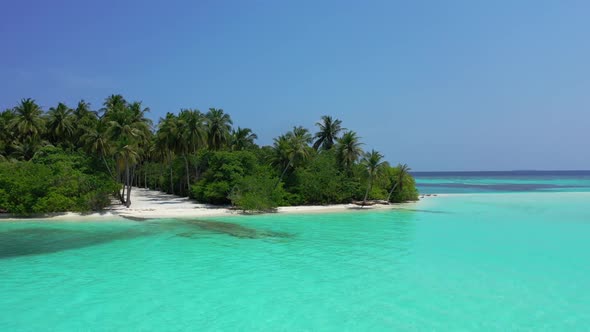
[169, 163, 174, 194]
[101, 155, 115, 181]
[184, 155, 190, 195]
[193, 147, 199, 181]
[125, 162, 130, 207]
[386, 182, 399, 202]
[113, 169, 124, 204]
[118, 185, 125, 205]
[363, 179, 373, 206]
[117, 162, 125, 205]
[125, 185, 132, 207]
[125, 165, 134, 208]
[160, 164, 164, 191]
[274, 158, 293, 189]
[119, 182, 126, 204]
[122, 159, 129, 206]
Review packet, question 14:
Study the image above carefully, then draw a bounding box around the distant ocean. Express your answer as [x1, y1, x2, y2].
[413, 170, 590, 194]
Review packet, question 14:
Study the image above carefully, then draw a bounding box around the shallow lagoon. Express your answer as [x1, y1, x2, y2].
[1, 191, 589, 331]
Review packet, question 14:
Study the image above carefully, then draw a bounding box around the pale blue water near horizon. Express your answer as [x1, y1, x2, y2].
[413, 170, 590, 194]
[1, 173, 590, 331]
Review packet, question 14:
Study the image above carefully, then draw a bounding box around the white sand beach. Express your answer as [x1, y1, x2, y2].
[112, 188, 419, 219]
[1, 187, 420, 221]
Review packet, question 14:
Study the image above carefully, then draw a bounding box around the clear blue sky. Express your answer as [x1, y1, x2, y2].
[1, 0, 589, 171]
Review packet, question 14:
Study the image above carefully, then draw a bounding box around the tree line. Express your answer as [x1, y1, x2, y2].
[0, 95, 418, 214]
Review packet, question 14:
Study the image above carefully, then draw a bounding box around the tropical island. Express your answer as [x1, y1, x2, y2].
[0, 95, 418, 217]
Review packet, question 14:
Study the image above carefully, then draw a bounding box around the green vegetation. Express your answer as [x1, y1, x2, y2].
[0, 147, 117, 215]
[0, 95, 418, 215]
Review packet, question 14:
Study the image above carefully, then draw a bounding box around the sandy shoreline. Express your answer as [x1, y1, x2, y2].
[0, 187, 422, 221]
[4, 189, 586, 222]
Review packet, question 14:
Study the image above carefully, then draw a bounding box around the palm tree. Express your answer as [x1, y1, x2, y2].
[0, 140, 5, 162]
[73, 100, 97, 121]
[151, 134, 173, 192]
[178, 109, 207, 192]
[101, 94, 127, 117]
[102, 96, 152, 207]
[179, 109, 206, 153]
[156, 113, 180, 194]
[10, 98, 45, 142]
[361, 149, 384, 204]
[206, 108, 232, 150]
[10, 139, 48, 161]
[230, 127, 257, 151]
[46, 102, 74, 146]
[138, 137, 155, 188]
[80, 119, 115, 179]
[125, 101, 153, 140]
[313, 115, 344, 151]
[73, 100, 98, 147]
[335, 131, 363, 172]
[127, 102, 154, 179]
[0, 109, 15, 158]
[113, 137, 140, 207]
[271, 134, 291, 175]
[273, 126, 312, 187]
[386, 164, 411, 202]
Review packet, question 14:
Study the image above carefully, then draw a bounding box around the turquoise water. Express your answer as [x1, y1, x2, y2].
[2, 192, 590, 330]
[414, 171, 590, 194]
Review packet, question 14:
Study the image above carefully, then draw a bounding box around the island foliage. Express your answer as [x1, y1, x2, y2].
[0, 96, 418, 215]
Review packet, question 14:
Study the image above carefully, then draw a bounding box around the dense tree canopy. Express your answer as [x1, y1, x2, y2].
[0, 95, 418, 215]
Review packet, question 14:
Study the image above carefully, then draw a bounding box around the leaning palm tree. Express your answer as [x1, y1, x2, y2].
[271, 134, 291, 176]
[10, 98, 45, 142]
[386, 163, 411, 202]
[46, 102, 74, 147]
[206, 108, 232, 150]
[335, 131, 363, 172]
[361, 149, 385, 205]
[230, 127, 258, 151]
[273, 126, 313, 187]
[313, 115, 344, 151]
